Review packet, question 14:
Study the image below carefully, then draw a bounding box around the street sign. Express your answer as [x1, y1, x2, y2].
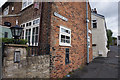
[54, 12, 68, 22]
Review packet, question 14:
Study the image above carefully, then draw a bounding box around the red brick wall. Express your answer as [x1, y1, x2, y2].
[1, 16, 19, 27]
[19, 3, 41, 24]
[49, 2, 92, 78]
[1, 2, 22, 27]
[1, 2, 93, 78]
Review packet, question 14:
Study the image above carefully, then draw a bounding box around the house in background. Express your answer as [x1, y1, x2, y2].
[1, 1, 93, 78]
[117, 25, 120, 46]
[117, 36, 120, 46]
[0, 25, 12, 38]
[91, 8, 108, 58]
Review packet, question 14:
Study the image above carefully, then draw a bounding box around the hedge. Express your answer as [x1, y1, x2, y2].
[2, 38, 27, 45]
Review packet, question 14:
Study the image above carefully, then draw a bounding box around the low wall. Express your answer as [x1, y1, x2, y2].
[2, 44, 50, 78]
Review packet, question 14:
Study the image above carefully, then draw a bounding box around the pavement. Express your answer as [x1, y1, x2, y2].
[69, 46, 119, 78]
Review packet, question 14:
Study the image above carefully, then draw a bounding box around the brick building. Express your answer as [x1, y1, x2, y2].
[1, 1, 92, 78]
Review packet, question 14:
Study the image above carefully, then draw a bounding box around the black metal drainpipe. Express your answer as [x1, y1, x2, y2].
[38, 1, 44, 55]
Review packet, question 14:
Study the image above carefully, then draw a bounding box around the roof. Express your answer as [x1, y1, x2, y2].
[1, 1, 12, 11]
[91, 12, 105, 19]
[91, 12, 107, 30]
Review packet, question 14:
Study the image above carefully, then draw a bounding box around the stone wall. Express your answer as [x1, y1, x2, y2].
[2, 44, 50, 78]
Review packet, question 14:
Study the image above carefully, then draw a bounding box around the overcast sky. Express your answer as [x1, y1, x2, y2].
[0, 0, 119, 37]
[90, 0, 119, 37]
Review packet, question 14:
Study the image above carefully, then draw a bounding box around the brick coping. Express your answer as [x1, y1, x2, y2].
[4, 44, 28, 47]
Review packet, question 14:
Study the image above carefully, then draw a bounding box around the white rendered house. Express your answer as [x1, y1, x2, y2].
[117, 36, 120, 46]
[117, 25, 120, 46]
[91, 8, 108, 58]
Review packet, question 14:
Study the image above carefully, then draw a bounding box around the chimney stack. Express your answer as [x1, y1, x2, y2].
[92, 8, 97, 14]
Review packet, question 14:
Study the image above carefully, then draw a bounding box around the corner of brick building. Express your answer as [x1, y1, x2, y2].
[49, 2, 92, 78]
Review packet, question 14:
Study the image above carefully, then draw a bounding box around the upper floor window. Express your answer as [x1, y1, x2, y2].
[22, 0, 34, 10]
[3, 6, 9, 15]
[33, 18, 40, 25]
[20, 18, 39, 46]
[92, 20, 97, 28]
[59, 26, 71, 46]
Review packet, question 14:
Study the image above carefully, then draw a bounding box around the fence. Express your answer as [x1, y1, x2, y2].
[28, 43, 50, 56]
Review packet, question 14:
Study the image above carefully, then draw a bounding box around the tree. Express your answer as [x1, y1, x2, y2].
[107, 29, 113, 49]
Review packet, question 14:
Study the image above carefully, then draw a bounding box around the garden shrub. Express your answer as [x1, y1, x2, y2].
[2, 38, 27, 45]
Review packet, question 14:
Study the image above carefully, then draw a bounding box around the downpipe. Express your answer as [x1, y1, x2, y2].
[86, 0, 89, 64]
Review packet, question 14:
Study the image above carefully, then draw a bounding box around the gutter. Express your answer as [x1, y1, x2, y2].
[86, 0, 89, 64]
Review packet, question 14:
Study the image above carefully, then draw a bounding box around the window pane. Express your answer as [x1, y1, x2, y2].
[36, 27, 38, 34]
[28, 36, 30, 43]
[29, 22, 31, 26]
[23, 1, 27, 8]
[61, 35, 65, 43]
[32, 36, 34, 44]
[23, 24, 25, 27]
[36, 19, 39, 24]
[61, 35, 65, 38]
[66, 36, 70, 39]
[93, 23, 97, 28]
[66, 36, 70, 43]
[3, 6, 9, 15]
[33, 28, 35, 34]
[66, 40, 70, 43]
[29, 29, 31, 35]
[26, 23, 29, 27]
[35, 35, 38, 45]
[66, 30, 69, 34]
[28, 0, 32, 5]
[61, 28, 66, 33]
[32, 28, 35, 45]
[26, 29, 28, 39]
[61, 39, 65, 43]
[33, 20, 35, 25]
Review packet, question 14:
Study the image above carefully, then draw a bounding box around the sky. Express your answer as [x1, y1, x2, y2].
[0, 0, 119, 37]
[90, 0, 119, 37]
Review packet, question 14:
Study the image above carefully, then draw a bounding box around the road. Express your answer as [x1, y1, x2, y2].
[70, 46, 119, 78]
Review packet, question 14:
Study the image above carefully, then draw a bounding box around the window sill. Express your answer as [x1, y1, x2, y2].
[59, 44, 71, 47]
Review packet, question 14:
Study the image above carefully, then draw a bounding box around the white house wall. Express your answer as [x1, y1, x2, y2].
[92, 13, 108, 58]
[117, 25, 120, 46]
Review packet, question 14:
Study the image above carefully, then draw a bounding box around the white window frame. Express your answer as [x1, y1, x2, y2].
[20, 18, 40, 46]
[22, 0, 34, 10]
[92, 20, 97, 28]
[3, 6, 9, 15]
[59, 26, 71, 46]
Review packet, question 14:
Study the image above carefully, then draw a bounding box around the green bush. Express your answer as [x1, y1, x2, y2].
[2, 38, 27, 45]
